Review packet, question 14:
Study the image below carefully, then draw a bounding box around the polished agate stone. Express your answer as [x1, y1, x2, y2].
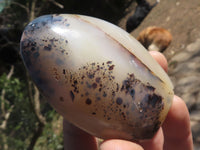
[20, 14, 174, 140]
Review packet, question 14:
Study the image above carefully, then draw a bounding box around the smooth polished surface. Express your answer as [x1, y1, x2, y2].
[20, 14, 174, 140]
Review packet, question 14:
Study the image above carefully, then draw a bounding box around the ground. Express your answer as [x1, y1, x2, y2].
[118, 0, 200, 149]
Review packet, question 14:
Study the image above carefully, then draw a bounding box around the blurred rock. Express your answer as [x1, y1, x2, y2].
[169, 38, 200, 109]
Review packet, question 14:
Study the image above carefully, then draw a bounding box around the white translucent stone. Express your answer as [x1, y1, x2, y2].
[20, 14, 174, 140]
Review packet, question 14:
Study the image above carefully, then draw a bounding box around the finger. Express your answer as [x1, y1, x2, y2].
[100, 139, 144, 150]
[63, 119, 98, 150]
[162, 95, 193, 150]
[149, 51, 168, 72]
[138, 128, 164, 150]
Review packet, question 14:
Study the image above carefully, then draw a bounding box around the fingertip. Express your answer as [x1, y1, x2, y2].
[163, 95, 190, 138]
[164, 95, 190, 132]
[63, 120, 98, 150]
[149, 51, 168, 72]
[162, 95, 193, 149]
[139, 128, 164, 150]
[100, 139, 144, 150]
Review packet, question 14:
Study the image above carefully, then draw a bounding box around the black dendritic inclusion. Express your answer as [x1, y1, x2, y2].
[85, 98, 92, 105]
[44, 44, 52, 51]
[70, 91, 75, 102]
[116, 97, 123, 105]
[144, 93, 162, 108]
[64, 61, 164, 133]
[130, 89, 135, 98]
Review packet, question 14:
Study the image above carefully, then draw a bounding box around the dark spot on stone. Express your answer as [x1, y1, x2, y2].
[61, 50, 65, 53]
[116, 97, 123, 105]
[124, 80, 131, 92]
[103, 92, 107, 97]
[151, 94, 162, 107]
[108, 65, 115, 71]
[81, 75, 85, 79]
[96, 65, 100, 71]
[74, 80, 78, 85]
[59, 96, 64, 102]
[107, 61, 112, 64]
[31, 41, 36, 46]
[63, 69, 65, 74]
[112, 91, 115, 96]
[44, 44, 52, 51]
[92, 83, 97, 89]
[65, 40, 68, 43]
[87, 73, 94, 79]
[144, 94, 162, 108]
[49, 38, 58, 46]
[86, 98, 92, 105]
[42, 39, 47, 42]
[70, 91, 75, 102]
[92, 112, 96, 115]
[31, 47, 36, 51]
[72, 79, 79, 93]
[128, 73, 135, 78]
[147, 85, 155, 91]
[95, 77, 101, 83]
[116, 83, 119, 92]
[121, 112, 126, 120]
[120, 85, 125, 91]
[130, 89, 135, 98]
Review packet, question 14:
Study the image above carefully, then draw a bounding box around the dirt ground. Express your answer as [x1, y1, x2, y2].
[119, 0, 200, 149]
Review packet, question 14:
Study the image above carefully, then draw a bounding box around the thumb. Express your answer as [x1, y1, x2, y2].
[100, 139, 144, 150]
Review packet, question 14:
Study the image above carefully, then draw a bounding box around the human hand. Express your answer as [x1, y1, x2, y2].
[63, 51, 193, 150]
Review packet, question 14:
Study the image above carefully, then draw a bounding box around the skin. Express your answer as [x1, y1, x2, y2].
[63, 51, 193, 150]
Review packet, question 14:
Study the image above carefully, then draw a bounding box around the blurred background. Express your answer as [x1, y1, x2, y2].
[0, 0, 200, 149]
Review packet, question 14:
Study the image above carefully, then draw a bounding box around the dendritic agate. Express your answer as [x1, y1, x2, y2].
[20, 14, 174, 140]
